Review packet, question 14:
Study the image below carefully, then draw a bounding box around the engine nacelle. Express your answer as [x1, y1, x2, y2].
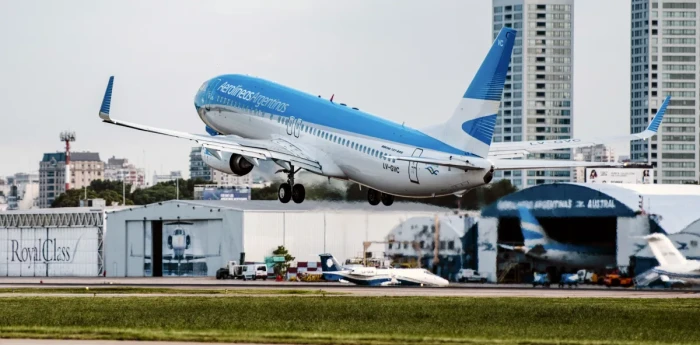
[229, 154, 254, 176]
[200, 147, 254, 176]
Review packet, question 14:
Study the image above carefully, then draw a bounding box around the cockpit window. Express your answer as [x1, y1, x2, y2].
[174, 229, 184, 235]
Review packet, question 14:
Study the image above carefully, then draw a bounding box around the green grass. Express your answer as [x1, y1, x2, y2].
[0, 297, 698, 345]
[0, 287, 340, 295]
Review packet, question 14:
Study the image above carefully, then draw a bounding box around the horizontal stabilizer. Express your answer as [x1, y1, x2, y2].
[488, 96, 670, 156]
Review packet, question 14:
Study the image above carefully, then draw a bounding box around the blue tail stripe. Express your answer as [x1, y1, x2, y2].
[522, 229, 545, 241]
[648, 95, 670, 132]
[100, 76, 114, 115]
[463, 27, 517, 101]
[517, 207, 541, 227]
[461, 114, 497, 145]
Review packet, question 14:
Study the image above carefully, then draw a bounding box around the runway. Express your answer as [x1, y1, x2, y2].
[0, 341, 275, 345]
[0, 277, 698, 298]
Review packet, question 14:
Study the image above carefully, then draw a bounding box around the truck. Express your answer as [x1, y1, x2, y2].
[532, 272, 551, 287]
[456, 269, 488, 283]
[559, 273, 579, 288]
[216, 261, 269, 280]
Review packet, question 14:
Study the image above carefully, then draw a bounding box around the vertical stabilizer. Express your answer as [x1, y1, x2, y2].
[319, 254, 343, 272]
[423, 27, 517, 158]
[517, 206, 553, 248]
[644, 233, 687, 267]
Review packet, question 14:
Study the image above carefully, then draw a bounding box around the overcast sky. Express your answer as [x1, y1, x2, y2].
[0, 0, 629, 181]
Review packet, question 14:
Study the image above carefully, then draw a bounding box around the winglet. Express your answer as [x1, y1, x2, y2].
[99, 76, 114, 121]
[636, 95, 670, 139]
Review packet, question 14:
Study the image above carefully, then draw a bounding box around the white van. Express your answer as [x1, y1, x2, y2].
[242, 264, 269, 280]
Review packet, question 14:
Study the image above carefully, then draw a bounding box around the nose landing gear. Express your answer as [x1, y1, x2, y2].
[277, 164, 306, 204]
[367, 188, 394, 206]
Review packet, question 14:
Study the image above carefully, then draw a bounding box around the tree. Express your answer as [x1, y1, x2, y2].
[251, 182, 281, 200]
[272, 245, 295, 278]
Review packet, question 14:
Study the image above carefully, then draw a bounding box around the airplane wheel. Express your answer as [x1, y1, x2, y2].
[367, 189, 380, 206]
[381, 193, 394, 206]
[292, 184, 305, 204]
[278, 183, 292, 203]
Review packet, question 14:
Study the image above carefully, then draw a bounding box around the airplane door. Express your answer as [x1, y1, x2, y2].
[409, 148, 423, 184]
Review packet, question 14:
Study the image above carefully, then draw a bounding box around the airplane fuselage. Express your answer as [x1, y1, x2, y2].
[194, 75, 492, 197]
[652, 262, 700, 286]
[323, 268, 449, 287]
[527, 250, 616, 269]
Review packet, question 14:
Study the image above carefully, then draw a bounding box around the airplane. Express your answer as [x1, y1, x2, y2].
[130, 221, 221, 264]
[96, 27, 669, 206]
[499, 206, 615, 269]
[319, 254, 449, 287]
[635, 233, 700, 288]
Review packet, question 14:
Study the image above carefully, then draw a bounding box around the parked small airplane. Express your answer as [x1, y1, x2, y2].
[499, 207, 615, 268]
[635, 233, 700, 288]
[319, 254, 448, 287]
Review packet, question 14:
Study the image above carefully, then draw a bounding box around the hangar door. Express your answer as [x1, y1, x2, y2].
[147, 219, 225, 277]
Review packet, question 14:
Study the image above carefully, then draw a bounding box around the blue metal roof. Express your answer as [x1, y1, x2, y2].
[481, 183, 635, 218]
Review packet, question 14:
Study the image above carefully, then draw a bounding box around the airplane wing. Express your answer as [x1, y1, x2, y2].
[97, 76, 322, 174]
[162, 254, 174, 261]
[491, 159, 620, 171]
[488, 96, 670, 158]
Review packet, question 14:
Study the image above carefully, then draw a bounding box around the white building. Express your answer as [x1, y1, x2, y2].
[631, 0, 699, 184]
[152, 171, 182, 185]
[104, 156, 146, 189]
[492, 0, 574, 188]
[103, 200, 450, 277]
[39, 152, 105, 208]
[0, 207, 107, 276]
[573, 144, 616, 182]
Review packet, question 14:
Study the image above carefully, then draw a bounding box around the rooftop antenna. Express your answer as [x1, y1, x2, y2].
[59, 131, 76, 192]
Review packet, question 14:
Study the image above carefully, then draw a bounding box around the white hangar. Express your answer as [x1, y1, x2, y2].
[104, 200, 450, 277]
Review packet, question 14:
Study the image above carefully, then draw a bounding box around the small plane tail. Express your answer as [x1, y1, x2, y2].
[422, 27, 516, 158]
[319, 253, 344, 272]
[644, 233, 687, 267]
[517, 206, 553, 248]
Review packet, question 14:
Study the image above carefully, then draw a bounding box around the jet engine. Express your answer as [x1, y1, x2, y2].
[167, 235, 173, 249]
[483, 165, 495, 184]
[229, 154, 254, 176]
[185, 235, 191, 249]
[200, 147, 254, 176]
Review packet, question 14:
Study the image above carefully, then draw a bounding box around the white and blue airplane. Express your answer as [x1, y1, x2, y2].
[97, 27, 668, 205]
[499, 206, 616, 268]
[635, 233, 700, 288]
[319, 254, 449, 287]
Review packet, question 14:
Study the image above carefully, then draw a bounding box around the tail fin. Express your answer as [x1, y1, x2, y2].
[644, 233, 687, 267]
[423, 27, 516, 158]
[517, 207, 552, 248]
[319, 254, 343, 272]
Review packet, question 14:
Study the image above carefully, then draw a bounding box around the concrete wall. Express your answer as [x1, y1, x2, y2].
[477, 217, 499, 282]
[616, 215, 650, 268]
[242, 211, 431, 265]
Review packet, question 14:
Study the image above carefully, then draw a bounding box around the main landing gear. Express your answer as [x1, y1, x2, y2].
[277, 165, 305, 204]
[367, 188, 394, 206]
